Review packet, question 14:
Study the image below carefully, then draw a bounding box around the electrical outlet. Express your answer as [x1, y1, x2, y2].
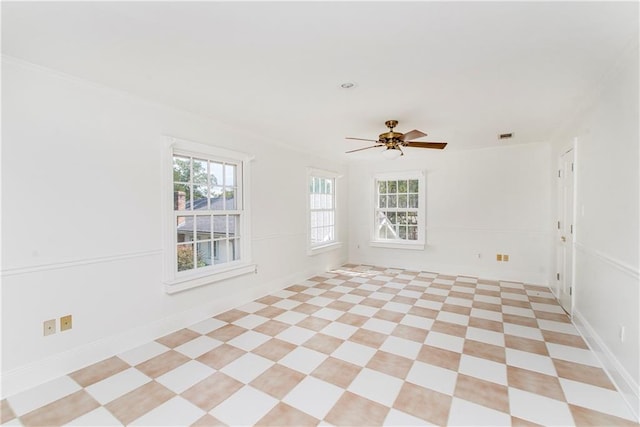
[496, 254, 503, 261]
[503, 254, 509, 262]
[43, 319, 56, 336]
[60, 315, 72, 331]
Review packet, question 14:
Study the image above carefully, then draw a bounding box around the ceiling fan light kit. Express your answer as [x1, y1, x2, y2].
[346, 120, 448, 158]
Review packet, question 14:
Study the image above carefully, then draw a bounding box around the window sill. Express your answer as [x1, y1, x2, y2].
[164, 263, 257, 294]
[308, 241, 343, 256]
[370, 240, 425, 251]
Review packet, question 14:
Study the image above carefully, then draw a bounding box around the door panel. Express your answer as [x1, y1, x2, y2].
[557, 148, 574, 314]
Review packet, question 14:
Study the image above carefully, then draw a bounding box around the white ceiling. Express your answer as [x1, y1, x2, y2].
[2, 1, 638, 159]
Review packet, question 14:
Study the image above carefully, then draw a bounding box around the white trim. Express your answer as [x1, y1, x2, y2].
[574, 242, 639, 280]
[162, 136, 254, 294]
[307, 242, 343, 256]
[369, 241, 425, 250]
[573, 309, 640, 421]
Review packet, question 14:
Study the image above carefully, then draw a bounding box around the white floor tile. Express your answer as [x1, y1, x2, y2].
[447, 397, 511, 426]
[362, 318, 397, 334]
[380, 336, 422, 359]
[313, 308, 344, 321]
[501, 305, 535, 318]
[459, 354, 507, 386]
[330, 285, 351, 293]
[359, 284, 381, 292]
[537, 319, 580, 335]
[227, 330, 271, 351]
[187, 317, 227, 335]
[118, 341, 170, 366]
[272, 298, 302, 310]
[271, 289, 296, 299]
[273, 310, 307, 325]
[237, 301, 268, 313]
[130, 396, 205, 426]
[276, 325, 316, 345]
[220, 353, 274, 384]
[348, 304, 379, 317]
[474, 294, 502, 305]
[400, 314, 434, 330]
[477, 284, 500, 293]
[85, 368, 151, 405]
[282, 376, 344, 420]
[307, 296, 333, 307]
[398, 289, 422, 299]
[303, 287, 326, 296]
[436, 311, 469, 326]
[320, 322, 358, 339]
[508, 387, 574, 426]
[369, 292, 395, 301]
[500, 292, 529, 302]
[503, 323, 544, 341]
[466, 327, 505, 347]
[505, 348, 557, 376]
[331, 341, 377, 366]
[67, 406, 124, 426]
[6, 375, 82, 416]
[383, 301, 412, 314]
[406, 361, 458, 395]
[530, 302, 566, 314]
[210, 386, 279, 426]
[444, 296, 473, 308]
[338, 293, 365, 304]
[415, 299, 443, 311]
[175, 335, 223, 359]
[470, 308, 502, 322]
[155, 360, 215, 394]
[424, 331, 465, 353]
[425, 287, 449, 296]
[546, 343, 601, 367]
[232, 313, 269, 329]
[278, 346, 327, 374]
[560, 378, 637, 421]
[384, 408, 436, 426]
[348, 368, 404, 406]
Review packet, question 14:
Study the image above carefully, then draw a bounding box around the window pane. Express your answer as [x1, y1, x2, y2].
[232, 239, 241, 261]
[177, 243, 194, 271]
[174, 184, 190, 211]
[197, 241, 212, 266]
[388, 180, 397, 193]
[213, 215, 227, 238]
[225, 164, 236, 186]
[398, 180, 407, 193]
[408, 226, 418, 240]
[378, 181, 387, 194]
[210, 162, 223, 187]
[195, 215, 212, 241]
[399, 226, 407, 239]
[210, 186, 224, 201]
[176, 216, 193, 242]
[173, 156, 191, 183]
[398, 212, 407, 225]
[388, 195, 397, 208]
[379, 195, 387, 208]
[398, 194, 407, 208]
[215, 240, 229, 264]
[409, 179, 419, 193]
[192, 159, 210, 208]
[228, 215, 240, 237]
[225, 189, 236, 210]
[387, 211, 397, 224]
[407, 212, 418, 225]
[408, 194, 418, 208]
[326, 179, 333, 195]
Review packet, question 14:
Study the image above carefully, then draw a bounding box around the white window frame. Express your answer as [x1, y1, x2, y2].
[307, 168, 342, 255]
[370, 170, 426, 250]
[163, 136, 255, 294]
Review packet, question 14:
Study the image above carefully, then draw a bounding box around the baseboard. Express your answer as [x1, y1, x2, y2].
[0, 268, 320, 399]
[573, 309, 639, 421]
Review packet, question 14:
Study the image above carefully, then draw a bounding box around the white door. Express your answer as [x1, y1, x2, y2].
[557, 148, 575, 314]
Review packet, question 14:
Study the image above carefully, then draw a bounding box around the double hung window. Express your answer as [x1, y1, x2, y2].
[308, 169, 341, 254]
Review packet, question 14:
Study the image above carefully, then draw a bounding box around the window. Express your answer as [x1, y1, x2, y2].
[372, 171, 425, 250]
[308, 169, 341, 254]
[164, 137, 255, 293]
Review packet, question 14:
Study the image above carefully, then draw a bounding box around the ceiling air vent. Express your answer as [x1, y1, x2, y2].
[499, 133, 514, 140]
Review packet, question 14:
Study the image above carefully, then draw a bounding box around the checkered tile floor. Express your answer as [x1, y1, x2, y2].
[2, 265, 638, 426]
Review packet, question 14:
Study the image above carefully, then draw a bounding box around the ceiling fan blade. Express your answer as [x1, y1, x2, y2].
[404, 141, 448, 150]
[401, 129, 427, 141]
[346, 145, 383, 153]
[346, 137, 380, 143]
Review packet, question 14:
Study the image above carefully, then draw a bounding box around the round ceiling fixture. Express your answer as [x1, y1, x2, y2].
[340, 82, 356, 89]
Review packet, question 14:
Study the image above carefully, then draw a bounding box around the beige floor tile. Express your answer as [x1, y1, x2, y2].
[254, 306, 286, 319]
[463, 339, 506, 364]
[469, 316, 504, 333]
[416, 344, 461, 371]
[393, 382, 452, 426]
[250, 364, 306, 399]
[349, 328, 387, 348]
[503, 313, 539, 328]
[454, 373, 510, 414]
[322, 290, 343, 300]
[442, 303, 472, 316]
[255, 295, 283, 306]
[391, 324, 429, 343]
[253, 319, 290, 336]
[105, 381, 175, 425]
[472, 301, 503, 312]
[534, 310, 571, 323]
[20, 390, 99, 427]
[511, 415, 545, 426]
[409, 306, 439, 318]
[327, 300, 355, 312]
[553, 359, 616, 390]
[448, 290, 475, 300]
[252, 338, 296, 362]
[311, 357, 361, 389]
[69, 356, 130, 387]
[157, 328, 201, 348]
[392, 295, 418, 305]
[431, 320, 467, 338]
[291, 302, 320, 314]
[569, 403, 639, 426]
[505, 334, 549, 356]
[206, 324, 247, 342]
[1, 399, 16, 424]
[325, 391, 389, 426]
[257, 402, 320, 426]
[215, 309, 248, 323]
[136, 350, 190, 378]
[285, 284, 307, 292]
[502, 298, 532, 309]
[366, 350, 413, 379]
[361, 298, 386, 308]
[197, 343, 246, 369]
[336, 312, 369, 327]
[374, 309, 404, 322]
[289, 293, 313, 303]
[507, 365, 566, 401]
[303, 333, 344, 354]
[542, 330, 589, 349]
[181, 372, 243, 411]
[191, 413, 227, 426]
[296, 316, 331, 332]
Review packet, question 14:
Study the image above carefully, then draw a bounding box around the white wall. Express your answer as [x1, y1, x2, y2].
[348, 142, 552, 285]
[549, 41, 639, 415]
[0, 57, 348, 396]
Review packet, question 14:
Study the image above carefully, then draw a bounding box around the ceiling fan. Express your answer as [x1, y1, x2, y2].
[346, 120, 447, 158]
